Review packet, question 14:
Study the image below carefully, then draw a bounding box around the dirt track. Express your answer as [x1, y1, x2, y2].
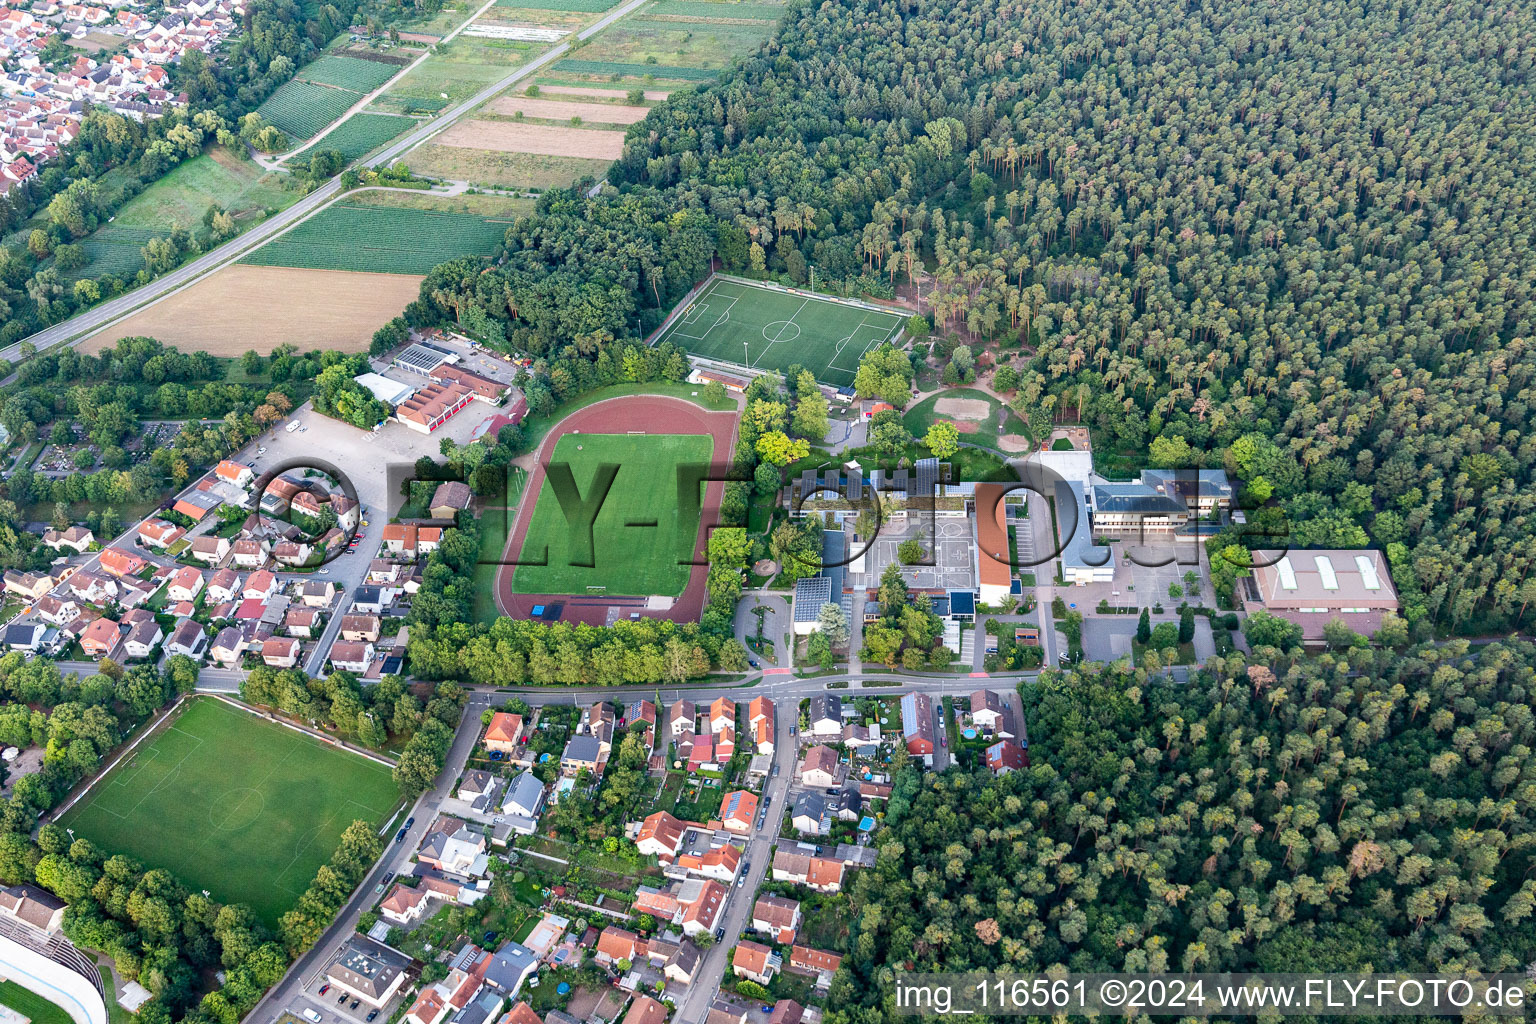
[435, 119, 627, 158]
[78, 265, 422, 355]
[489, 95, 651, 123]
[495, 395, 739, 626]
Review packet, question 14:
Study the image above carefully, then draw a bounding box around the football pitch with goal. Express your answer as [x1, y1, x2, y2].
[58, 698, 399, 927]
[511, 433, 715, 598]
[655, 277, 905, 386]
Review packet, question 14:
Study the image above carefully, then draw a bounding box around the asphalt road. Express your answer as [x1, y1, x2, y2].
[2, 0, 652, 365]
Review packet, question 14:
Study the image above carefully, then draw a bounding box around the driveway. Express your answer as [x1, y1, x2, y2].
[734, 593, 790, 668]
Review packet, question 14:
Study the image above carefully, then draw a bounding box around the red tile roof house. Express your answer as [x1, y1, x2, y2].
[243, 570, 278, 600]
[718, 790, 758, 833]
[484, 711, 523, 752]
[500, 1004, 544, 1024]
[166, 566, 204, 603]
[594, 926, 645, 965]
[206, 569, 240, 603]
[731, 940, 782, 985]
[214, 459, 254, 488]
[231, 539, 265, 568]
[286, 607, 319, 638]
[985, 739, 1029, 775]
[138, 519, 182, 548]
[622, 997, 668, 1024]
[261, 637, 301, 668]
[679, 880, 726, 937]
[340, 614, 382, 642]
[99, 547, 147, 578]
[751, 895, 801, 944]
[635, 811, 687, 859]
[80, 616, 121, 658]
[789, 945, 842, 976]
[189, 536, 230, 564]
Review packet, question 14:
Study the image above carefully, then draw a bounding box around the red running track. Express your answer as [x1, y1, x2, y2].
[495, 395, 740, 626]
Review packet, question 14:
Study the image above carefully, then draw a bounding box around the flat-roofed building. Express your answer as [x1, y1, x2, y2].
[1054, 480, 1114, 585]
[398, 382, 474, 434]
[1243, 549, 1400, 643]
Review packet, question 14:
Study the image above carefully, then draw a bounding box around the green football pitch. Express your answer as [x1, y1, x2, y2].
[653, 277, 905, 387]
[58, 698, 398, 927]
[511, 432, 715, 597]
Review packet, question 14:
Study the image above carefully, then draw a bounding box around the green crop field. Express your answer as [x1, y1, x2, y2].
[511, 432, 715, 597]
[61, 226, 156, 282]
[57, 698, 398, 928]
[653, 276, 905, 386]
[552, 58, 722, 81]
[296, 54, 400, 92]
[649, 0, 783, 18]
[258, 80, 362, 141]
[493, 0, 617, 10]
[310, 112, 418, 160]
[240, 202, 510, 274]
[0, 981, 74, 1024]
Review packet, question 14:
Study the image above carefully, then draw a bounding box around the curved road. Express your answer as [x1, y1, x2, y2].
[1, 0, 651, 365]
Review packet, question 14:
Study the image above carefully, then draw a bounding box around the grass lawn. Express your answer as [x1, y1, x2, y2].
[653, 276, 904, 387]
[348, 188, 537, 219]
[0, 981, 74, 1024]
[575, 18, 773, 66]
[510, 432, 713, 597]
[111, 148, 296, 232]
[405, 145, 611, 190]
[902, 387, 1028, 452]
[473, 466, 525, 623]
[58, 698, 398, 928]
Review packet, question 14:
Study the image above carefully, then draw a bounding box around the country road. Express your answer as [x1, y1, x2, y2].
[1, 0, 651, 365]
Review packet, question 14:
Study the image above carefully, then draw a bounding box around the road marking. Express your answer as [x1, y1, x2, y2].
[764, 668, 792, 675]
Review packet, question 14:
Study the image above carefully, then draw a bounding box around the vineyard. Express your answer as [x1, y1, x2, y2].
[257, 80, 362, 141]
[309, 113, 418, 161]
[239, 202, 511, 275]
[63, 227, 158, 282]
[552, 58, 721, 80]
[493, 0, 617, 10]
[295, 54, 401, 92]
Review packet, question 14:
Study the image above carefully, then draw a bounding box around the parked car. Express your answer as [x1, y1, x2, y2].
[714, 928, 725, 941]
[404, 816, 415, 828]
[772, 764, 780, 777]
[337, 992, 348, 1005]
[318, 985, 330, 997]
[395, 828, 407, 843]
[748, 660, 758, 669]
[303, 1011, 322, 1023]
[366, 1013, 379, 1022]
[349, 1000, 360, 1011]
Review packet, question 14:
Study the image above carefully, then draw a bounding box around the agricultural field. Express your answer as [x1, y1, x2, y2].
[510, 432, 715, 597]
[309, 111, 420, 161]
[239, 201, 510, 274]
[348, 188, 537, 219]
[527, 82, 673, 100]
[374, 35, 539, 113]
[652, 275, 905, 386]
[295, 53, 401, 91]
[487, 94, 651, 123]
[434, 119, 627, 158]
[257, 79, 363, 140]
[649, 0, 783, 19]
[550, 58, 721, 81]
[61, 227, 156, 282]
[407, 145, 611, 189]
[57, 698, 399, 927]
[492, 0, 617, 11]
[77, 265, 421, 355]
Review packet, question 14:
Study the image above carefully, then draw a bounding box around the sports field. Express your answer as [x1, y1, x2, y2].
[0, 980, 73, 1024]
[653, 277, 905, 386]
[58, 698, 398, 927]
[510, 432, 714, 597]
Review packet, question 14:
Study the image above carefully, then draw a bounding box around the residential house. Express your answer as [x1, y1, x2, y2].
[165, 619, 207, 660]
[752, 895, 800, 944]
[768, 1002, 803, 1024]
[285, 607, 319, 637]
[122, 619, 162, 660]
[771, 851, 845, 893]
[299, 579, 336, 606]
[791, 792, 825, 834]
[379, 884, 431, 926]
[668, 699, 695, 737]
[709, 697, 735, 732]
[261, 637, 300, 668]
[806, 695, 842, 737]
[719, 790, 758, 833]
[635, 811, 687, 859]
[595, 926, 644, 965]
[800, 745, 839, 788]
[213, 459, 254, 488]
[173, 491, 222, 522]
[789, 946, 842, 978]
[900, 692, 936, 759]
[42, 525, 94, 552]
[661, 941, 701, 985]
[383, 524, 418, 557]
[458, 770, 504, 813]
[243, 570, 278, 601]
[677, 844, 741, 884]
[678, 879, 726, 937]
[340, 614, 381, 642]
[621, 996, 668, 1024]
[749, 696, 774, 754]
[206, 569, 240, 603]
[418, 823, 487, 877]
[2, 570, 52, 600]
[502, 770, 544, 819]
[406, 986, 450, 1024]
[3, 624, 47, 653]
[35, 596, 80, 627]
[418, 526, 444, 553]
[210, 626, 244, 666]
[330, 642, 374, 673]
[834, 788, 862, 822]
[731, 941, 782, 985]
[189, 536, 230, 565]
[166, 566, 204, 602]
[69, 571, 116, 605]
[138, 520, 183, 549]
[353, 586, 389, 614]
[325, 937, 410, 1008]
[481, 941, 539, 996]
[99, 547, 146, 578]
[430, 481, 472, 518]
[985, 739, 1029, 775]
[499, 1005, 543, 1024]
[705, 1001, 746, 1024]
[484, 711, 523, 752]
[624, 700, 657, 749]
[561, 735, 603, 777]
[80, 617, 121, 658]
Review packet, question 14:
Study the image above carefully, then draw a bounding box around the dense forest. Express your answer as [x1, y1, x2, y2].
[416, 0, 1536, 638]
[820, 640, 1536, 1022]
